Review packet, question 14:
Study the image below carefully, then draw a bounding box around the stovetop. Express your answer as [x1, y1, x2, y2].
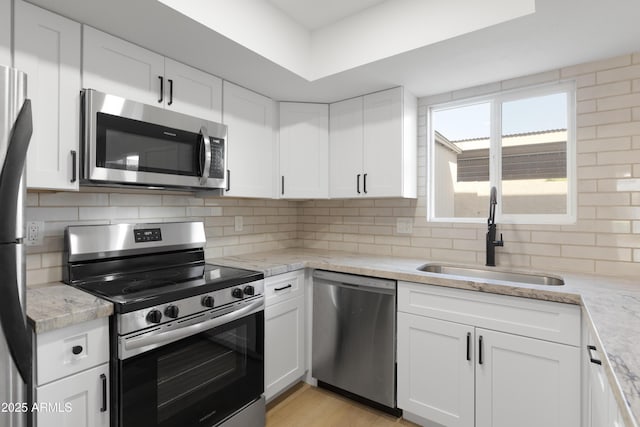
[73, 263, 264, 313]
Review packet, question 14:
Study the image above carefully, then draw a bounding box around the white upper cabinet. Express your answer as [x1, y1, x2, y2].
[83, 26, 221, 121]
[163, 58, 222, 122]
[222, 81, 276, 198]
[279, 102, 329, 199]
[15, 0, 81, 190]
[329, 87, 417, 199]
[329, 97, 364, 198]
[0, 0, 10, 66]
[83, 26, 165, 107]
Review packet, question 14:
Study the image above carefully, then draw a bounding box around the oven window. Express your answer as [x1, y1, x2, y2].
[120, 311, 264, 427]
[96, 112, 200, 176]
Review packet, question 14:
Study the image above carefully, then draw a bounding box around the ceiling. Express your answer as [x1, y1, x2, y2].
[26, 0, 640, 103]
[267, 0, 387, 31]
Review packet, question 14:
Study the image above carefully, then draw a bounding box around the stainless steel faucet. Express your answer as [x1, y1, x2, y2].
[486, 186, 504, 266]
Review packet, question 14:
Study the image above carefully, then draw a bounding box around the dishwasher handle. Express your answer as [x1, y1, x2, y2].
[312, 270, 396, 292]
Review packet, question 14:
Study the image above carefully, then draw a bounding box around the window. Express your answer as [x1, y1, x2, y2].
[427, 82, 576, 224]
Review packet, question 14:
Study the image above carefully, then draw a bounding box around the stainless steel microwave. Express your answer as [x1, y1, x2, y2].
[81, 89, 227, 191]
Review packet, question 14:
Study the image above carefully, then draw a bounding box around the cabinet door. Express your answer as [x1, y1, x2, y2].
[164, 58, 222, 122]
[279, 102, 328, 199]
[265, 295, 305, 401]
[363, 87, 403, 197]
[397, 312, 474, 427]
[36, 363, 109, 427]
[329, 97, 364, 198]
[15, 0, 81, 190]
[0, 0, 9, 65]
[222, 81, 275, 198]
[83, 26, 164, 106]
[475, 328, 580, 427]
[586, 339, 609, 427]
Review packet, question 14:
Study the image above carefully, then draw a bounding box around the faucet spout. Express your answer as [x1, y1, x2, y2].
[486, 186, 504, 267]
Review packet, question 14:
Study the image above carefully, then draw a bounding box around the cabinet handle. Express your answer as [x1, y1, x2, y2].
[71, 345, 83, 355]
[478, 335, 484, 365]
[225, 169, 231, 192]
[167, 79, 174, 105]
[357, 174, 361, 194]
[274, 284, 292, 292]
[100, 373, 107, 412]
[281, 176, 285, 196]
[70, 150, 77, 183]
[158, 76, 164, 103]
[466, 332, 471, 361]
[587, 345, 602, 365]
[363, 173, 368, 194]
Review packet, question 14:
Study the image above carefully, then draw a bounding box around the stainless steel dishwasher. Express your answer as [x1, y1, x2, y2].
[312, 270, 399, 414]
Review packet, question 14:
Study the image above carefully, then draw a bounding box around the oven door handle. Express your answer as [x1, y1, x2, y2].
[123, 299, 263, 356]
[199, 126, 211, 185]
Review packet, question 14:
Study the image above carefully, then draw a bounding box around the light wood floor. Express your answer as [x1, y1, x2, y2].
[266, 383, 419, 427]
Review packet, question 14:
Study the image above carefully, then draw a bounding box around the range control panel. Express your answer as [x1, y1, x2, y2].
[134, 228, 162, 243]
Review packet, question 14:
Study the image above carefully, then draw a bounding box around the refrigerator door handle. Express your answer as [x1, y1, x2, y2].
[0, 100, 33, 242]
[0, 99, 33, 385]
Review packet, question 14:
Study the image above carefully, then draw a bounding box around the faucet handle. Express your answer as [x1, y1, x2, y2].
[496, 233, 504, 246]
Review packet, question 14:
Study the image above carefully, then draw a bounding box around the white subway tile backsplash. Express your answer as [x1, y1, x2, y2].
[79, 206, 138, 220]
[39, 193, 108, 206]
[109, 193, 162, 206]
[27, 207, 78, 221]
[560, 54, 631, 77]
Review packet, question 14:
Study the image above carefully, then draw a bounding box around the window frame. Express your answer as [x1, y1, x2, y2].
[427, 81, 577, 225]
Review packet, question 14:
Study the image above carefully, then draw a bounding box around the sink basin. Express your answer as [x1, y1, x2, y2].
[417, 264, 564, 286]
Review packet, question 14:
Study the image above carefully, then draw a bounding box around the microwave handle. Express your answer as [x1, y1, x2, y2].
[199, 126, 211, 185]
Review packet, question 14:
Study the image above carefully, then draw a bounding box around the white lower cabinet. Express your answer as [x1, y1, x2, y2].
[36, 363, 109, 427]
[397, 281, 581, 427]
[264, 271, 306, 401]
[397, 313, 474, 427]
[34, 317, 110, 427]
[583, 323, 628, 427]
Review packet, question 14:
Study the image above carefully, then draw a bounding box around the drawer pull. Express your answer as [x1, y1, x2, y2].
[72, 345, 83, 355]
[274, 284, 292, 292]
[587, 345, 602, 365]
[100, 374, 107, 412]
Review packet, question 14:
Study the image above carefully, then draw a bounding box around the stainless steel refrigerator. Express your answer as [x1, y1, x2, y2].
[0, 64, 33, 427]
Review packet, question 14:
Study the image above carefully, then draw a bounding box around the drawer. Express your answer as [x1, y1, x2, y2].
[398, 281, 581, 346]
[265, 271, 304, 306]
[36, 317, 109, 385]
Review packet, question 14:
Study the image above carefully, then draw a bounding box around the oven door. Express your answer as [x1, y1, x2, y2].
[82, 89, 227, 190]
[118, 309, 263, 427]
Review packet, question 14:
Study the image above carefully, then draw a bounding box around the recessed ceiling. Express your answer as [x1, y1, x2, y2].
[157, 0, 535, 81]
[26, 0, 640, 103]
[268, 0, 386, 31]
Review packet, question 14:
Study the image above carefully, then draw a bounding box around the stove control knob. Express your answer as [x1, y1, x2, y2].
[243, 285, 255, 296]
[201, 295, 215, 308]
[231, 288, 244, 299]
[146, 309, 162, 324]
[164, 305, 179, 319]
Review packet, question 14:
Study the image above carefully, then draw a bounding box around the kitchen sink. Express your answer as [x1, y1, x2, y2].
[417, 264, 565, 286]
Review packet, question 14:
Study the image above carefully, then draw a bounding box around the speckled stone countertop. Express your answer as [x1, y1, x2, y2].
[208, 248, 640, 427]
[27, 284, 113, 334]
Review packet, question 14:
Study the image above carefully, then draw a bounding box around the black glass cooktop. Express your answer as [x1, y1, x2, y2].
[73, 263, 263, 313]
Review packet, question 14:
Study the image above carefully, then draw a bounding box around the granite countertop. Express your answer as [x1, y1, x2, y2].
[208, 248, 640, 427]
[27, 284, 113, 334]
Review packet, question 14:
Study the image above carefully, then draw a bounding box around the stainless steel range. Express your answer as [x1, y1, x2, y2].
[63, 221, 265, 427]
